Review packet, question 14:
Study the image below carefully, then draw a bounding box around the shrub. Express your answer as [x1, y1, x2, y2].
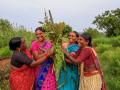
[93, 37, 113, 47]
[96, 44, 112, 54]
[112, 36, 120, 47]
[0, 47, 11, 59]
[99, 48, 120, 90]
[0, 66, 9, 89]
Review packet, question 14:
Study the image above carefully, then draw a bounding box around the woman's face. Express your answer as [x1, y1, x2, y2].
[69, 32, 77, 43]
[20, 38, 27, 50]
[77, 36, 88, 48]
[35, 30, 45, 42]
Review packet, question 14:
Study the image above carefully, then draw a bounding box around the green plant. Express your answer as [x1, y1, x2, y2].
[43, 22, 66, 80]
[99, 48, 120, 90]
[0, 47, 11, 59]
[0, 66, 9, 90]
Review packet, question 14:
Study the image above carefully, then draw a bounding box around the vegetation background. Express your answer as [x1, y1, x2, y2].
[0, 8, 120, 90]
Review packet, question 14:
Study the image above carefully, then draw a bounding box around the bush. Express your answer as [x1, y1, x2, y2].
[0, 66, 9, 90]
[0, 47, 11, 59]
[99, 48, 120, 90]
[96, 44, 112, 54]
[93, 37, 113, 47]
[112, 36, 120, 47]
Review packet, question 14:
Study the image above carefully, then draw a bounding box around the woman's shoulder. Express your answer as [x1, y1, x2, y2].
[82, 47, 96, 55]
[43, 40, 52, 49]
[31, 40, 39, 47]
[11, 51, 21, 60]
[31, 40, 37, 44]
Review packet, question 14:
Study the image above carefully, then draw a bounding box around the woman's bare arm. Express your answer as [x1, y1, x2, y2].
[63, 48, 80, 63]
[30, 48, 54, 67]
[30, 53, 48, 67]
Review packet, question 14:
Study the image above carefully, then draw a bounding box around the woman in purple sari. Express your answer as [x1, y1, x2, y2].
[30, 27, 57, 90]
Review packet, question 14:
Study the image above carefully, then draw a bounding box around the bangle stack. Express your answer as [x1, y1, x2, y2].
[44, 52, 48, 57]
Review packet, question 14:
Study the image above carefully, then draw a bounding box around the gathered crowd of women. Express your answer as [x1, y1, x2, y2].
[9, 27, 106, 90]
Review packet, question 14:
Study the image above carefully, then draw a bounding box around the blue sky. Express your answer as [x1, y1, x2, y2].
[0, 0, 120, 32]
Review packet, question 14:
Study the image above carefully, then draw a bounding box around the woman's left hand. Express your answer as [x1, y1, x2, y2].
[47, 47, 54, 56]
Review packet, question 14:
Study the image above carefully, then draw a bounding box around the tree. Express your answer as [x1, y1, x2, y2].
[62, 24, 72, 37]
[0, 19, 14, 47]
[93, 8, 120, 37]
[83, 27, 105, 38]
[0, 19, 13, 32]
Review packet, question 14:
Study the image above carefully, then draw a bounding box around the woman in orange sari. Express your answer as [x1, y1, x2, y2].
[9, 37, 53, 90]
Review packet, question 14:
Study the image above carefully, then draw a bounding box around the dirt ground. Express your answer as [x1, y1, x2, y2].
[0, 58, 10, 71]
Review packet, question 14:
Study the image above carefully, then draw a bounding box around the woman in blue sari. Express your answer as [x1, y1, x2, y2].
[58, 31, 80, 90]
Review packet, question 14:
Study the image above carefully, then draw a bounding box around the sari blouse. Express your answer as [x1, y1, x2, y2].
[76, 48, 95, 67]
[11, 51, 33, 68]
[31, 40, 52, 53]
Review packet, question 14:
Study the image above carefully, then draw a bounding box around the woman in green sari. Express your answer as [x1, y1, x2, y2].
[58, 31, 80, 90]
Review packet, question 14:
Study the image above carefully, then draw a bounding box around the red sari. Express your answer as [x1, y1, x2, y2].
[9, 49, 35, 90]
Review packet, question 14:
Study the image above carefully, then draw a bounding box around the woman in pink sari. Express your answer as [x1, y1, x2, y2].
[9, 37, 53, 90]
[31, 27, 57, 90]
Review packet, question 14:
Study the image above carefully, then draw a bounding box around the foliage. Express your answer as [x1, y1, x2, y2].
[83, 27, 105, 38]
[93, 37, 113, 47]
[0, 47, 11, 59]
[112, 36, 120, 47]
[0, 19, 35, 59]
[43, 22, 72, 37]
[93, 8, 120, 37]
[92, 35, 120, 90]
[43, 22, 66, 80]
[100, 48, 120, 90]
[0, 66, 9, 90]
[62, 24, 72, 37]
[95, 44, 112, 54]
[0, 18, 13, 32]
[0, 19, 15, 47]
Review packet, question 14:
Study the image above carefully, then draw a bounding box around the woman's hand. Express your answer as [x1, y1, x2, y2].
[47, 47, 54, 56]
[39, 47, 46, 52]
[65, 58, 72, 64]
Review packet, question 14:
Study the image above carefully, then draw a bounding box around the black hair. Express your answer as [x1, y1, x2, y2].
[71, 31, 79, 44]
[72, 31, 79, 37]
[9, 37, 22, 51]
[35, 27, 45, 32]
[80, 33, 92, 47]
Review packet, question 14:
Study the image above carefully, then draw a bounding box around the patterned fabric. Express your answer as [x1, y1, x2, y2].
[66, 44, 79, 53]
[58, 44, 80, 90]
[35, 58, 57, 90]
[80, 74, 102, 90]
[31, 40, 52, 52]
[9, 49, 35, 90]
[11, 51, 33, 68]
[79, 47, 104, 90]
[31, 40, 57, 90]
[76, 48, 96, 67]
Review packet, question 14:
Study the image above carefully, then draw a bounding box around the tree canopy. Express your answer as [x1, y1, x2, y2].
[93, 8, 120, 37]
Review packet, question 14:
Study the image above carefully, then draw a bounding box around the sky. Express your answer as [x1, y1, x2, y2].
[0, 0, 120, 32]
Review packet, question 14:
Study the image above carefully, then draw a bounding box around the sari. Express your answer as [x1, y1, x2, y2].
[78, 47, 106, 90]
[9, 49, 35, 90]
[58, 44, 80, 90]
[31, 40, 57, 90]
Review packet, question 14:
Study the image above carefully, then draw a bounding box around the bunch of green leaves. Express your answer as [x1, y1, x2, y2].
[43, 22, 66, 80]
